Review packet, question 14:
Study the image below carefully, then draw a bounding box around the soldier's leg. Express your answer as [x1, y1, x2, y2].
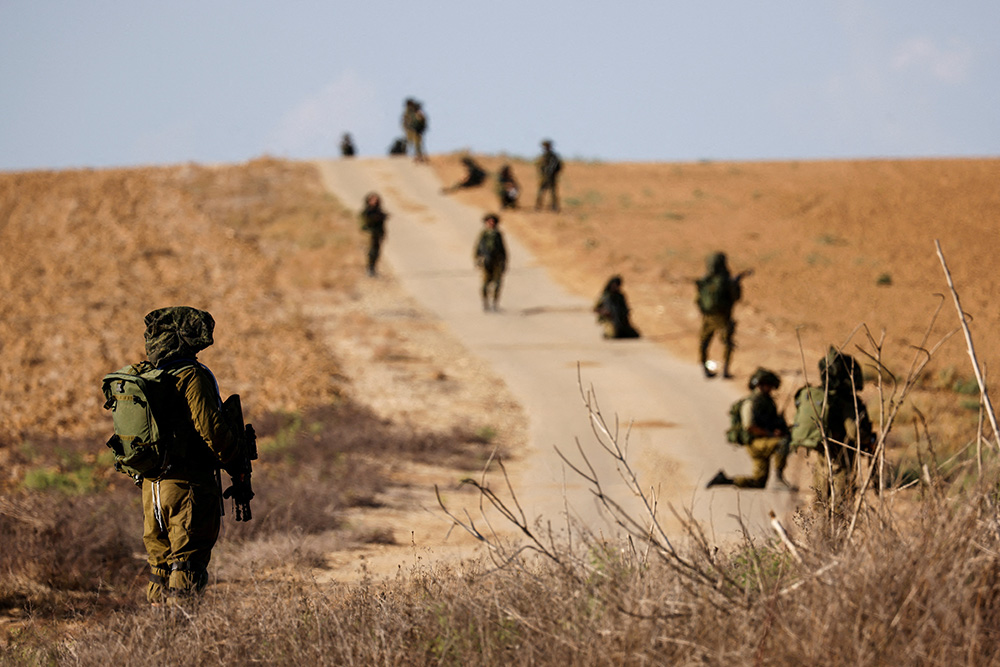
[158, 479, 221, 601]
[698, 317, 716, 376]
[367, 234, 381, 275]
[481, 269, 491, 310]
[142, 479, 172, 604]
[721, 319, 736, 377]
[535, 184, 545, 210]
[550, 180, 560, 212]
[732, 438, 779, 488]
[491, 269, 504, 309]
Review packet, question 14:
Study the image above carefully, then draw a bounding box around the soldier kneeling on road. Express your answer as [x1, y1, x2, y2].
[708, 367, 794, 491]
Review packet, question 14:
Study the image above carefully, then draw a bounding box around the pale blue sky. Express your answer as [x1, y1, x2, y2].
[1, 1, 997, 170]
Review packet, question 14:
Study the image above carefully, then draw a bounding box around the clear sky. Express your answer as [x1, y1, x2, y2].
[1, 1, 998, 170]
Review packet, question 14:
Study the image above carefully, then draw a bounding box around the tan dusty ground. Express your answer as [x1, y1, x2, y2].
[433, 153, 1000, 453]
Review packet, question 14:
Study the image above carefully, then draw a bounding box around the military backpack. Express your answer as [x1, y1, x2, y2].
[726, 396, 752, 445]
[789, 385, 829, 451]
[101, 362, 186, 482]
[696, 274, 730, 316]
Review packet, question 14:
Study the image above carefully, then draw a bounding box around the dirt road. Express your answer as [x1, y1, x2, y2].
[315, 158, 800, 560]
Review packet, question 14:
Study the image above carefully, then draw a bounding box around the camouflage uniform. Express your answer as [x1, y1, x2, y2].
[474, 215, 507, 311]
[496, 164, 520, 209]
[140, 307, 238, 605]
[708, 369, 792, 490]
[534, 140, 562, 211]
[359, 192, 388, 276]
[803, 349, 874, 518]
[403, 99, 428, 162]
[593, 275, 640, 339]
[695, 252, 744, 378]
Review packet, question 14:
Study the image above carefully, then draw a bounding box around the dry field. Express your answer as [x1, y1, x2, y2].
[3, 154, 1000, 664]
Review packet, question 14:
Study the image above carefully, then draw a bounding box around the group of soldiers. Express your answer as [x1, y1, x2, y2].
[689, 252, 875, 517]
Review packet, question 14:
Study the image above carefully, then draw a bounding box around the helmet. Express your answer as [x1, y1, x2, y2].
[818, 346, 864, 391]
[707, 251, 729, 274]
[748, 367, 780, 390]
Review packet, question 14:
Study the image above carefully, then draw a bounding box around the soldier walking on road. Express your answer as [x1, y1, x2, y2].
[708, 368, 793, 490]
[474, 213, 507, 311]
[695, 251, 751, 378]
[534, 139, 563, 212]
[359, 192, 388, 277]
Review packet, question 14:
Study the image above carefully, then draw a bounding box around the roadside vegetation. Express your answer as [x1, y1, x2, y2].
[3, 157, 1000, 664]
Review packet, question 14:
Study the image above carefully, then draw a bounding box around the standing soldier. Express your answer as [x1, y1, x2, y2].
[359, 192, 388, 277]
[474, 213, 507, 311]
[707, 368, 793, 490]
[790, 347, 874, 519]
[695, 251, 751, 378]
[534, 139, 563, 211]
[402, 98, 428, 163]
[113, 307, 244, 605]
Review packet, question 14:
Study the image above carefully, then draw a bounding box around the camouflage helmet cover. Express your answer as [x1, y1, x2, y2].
[748, 367, 781, 390]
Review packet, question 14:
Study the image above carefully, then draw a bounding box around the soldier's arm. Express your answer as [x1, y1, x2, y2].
[177, 366, 239, 469]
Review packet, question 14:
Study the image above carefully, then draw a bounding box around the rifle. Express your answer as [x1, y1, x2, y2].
[735, 268, 754, 282]
[222, 394, 257, 522]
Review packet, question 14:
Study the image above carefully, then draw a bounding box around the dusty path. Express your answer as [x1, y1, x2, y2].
[315, 158, 800, 566]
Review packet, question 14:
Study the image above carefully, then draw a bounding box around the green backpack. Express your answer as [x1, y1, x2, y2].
[102, 363, 184, 481]
[725, 396, 751, 445]
[790, 385, 828, 451]
[696, 274, 729, 315]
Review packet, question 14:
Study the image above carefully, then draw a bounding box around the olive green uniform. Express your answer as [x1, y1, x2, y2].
[359, 204, 387, 276]
[474, 227, 507, 310]
[535, 146, 562, 211]
[809, 388, 873, 518]
[695, 253, 744, 377]
[730, 391, 790, 488]
[139, 308, 238, 604]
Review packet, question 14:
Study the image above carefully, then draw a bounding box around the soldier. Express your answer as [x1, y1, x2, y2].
[138, 307, 242, 605]
[340, 132, 356, 157]
[593, 275, 640, 339]
[359, 192, 388, 277]
[474, 213, 507, 311]
[790, 347, 874, 519]
[496, 163, 520, 209]
[695, 252, 751, 378]
[534, 139, 563, 211]
[707, 368, 794, 490]
[402, 98, 428, 163]
[441, 156, 487, 193]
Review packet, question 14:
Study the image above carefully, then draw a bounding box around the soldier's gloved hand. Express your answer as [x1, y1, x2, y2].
[223, 477, 254, 504]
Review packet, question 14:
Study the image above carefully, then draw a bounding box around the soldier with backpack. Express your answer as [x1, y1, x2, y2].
[102, 307, 253, 605]
[790, 347, 875, 518]
[695, 251, 752, 379]
[707, 368, 794, 490]
[402, 98, 428, 163]
[534, 139, 563, 212]
[359, 191, 389, 277]
[474, 213, 507, 311]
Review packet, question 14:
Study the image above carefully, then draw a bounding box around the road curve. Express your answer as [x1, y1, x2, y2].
[314, 157, 799, 543]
